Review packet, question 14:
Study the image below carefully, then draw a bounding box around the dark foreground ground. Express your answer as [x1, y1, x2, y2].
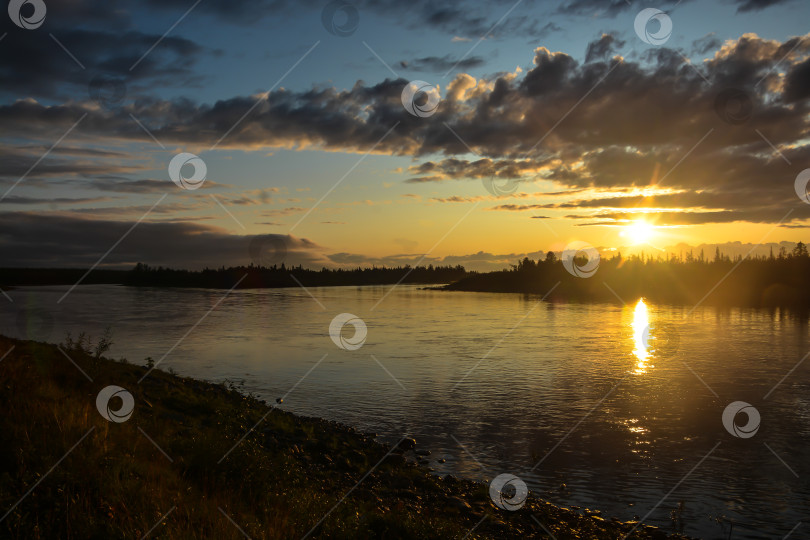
[0, 335, 690, 539]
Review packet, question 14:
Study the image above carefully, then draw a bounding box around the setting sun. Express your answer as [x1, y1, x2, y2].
[625, 221, 655, 245]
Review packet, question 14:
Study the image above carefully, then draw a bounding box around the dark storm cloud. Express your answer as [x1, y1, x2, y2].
[0, 26, 204, 101]
[735, 0, 796, 13]
[0, 212, 327, 269]
[557, 0, 791, 15]
[140, 0, 547, 37]
[398, 55, 486, 72]
[584, 34, 625, 63]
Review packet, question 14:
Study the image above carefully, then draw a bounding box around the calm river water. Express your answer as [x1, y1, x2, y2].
[3, 284, 809, 539]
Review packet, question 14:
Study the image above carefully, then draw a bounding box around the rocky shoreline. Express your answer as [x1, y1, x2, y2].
[0, 335, 691, 538]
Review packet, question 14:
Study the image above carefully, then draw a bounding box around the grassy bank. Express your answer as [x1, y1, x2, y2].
[0, 335, 688, 539]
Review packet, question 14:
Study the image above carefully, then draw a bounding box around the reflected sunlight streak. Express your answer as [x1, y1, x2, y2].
[631, 298, 650, 374]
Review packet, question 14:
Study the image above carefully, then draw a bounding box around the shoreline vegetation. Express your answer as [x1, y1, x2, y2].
[0, 335, 689, 539]
[6, 243, 810, 308]
[0, 264, 469, 290]
[443, 244, 810, 309]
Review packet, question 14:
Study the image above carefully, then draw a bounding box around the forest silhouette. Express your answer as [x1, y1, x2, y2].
[445, 242, 810, 308]
[3, 243, 810, 308]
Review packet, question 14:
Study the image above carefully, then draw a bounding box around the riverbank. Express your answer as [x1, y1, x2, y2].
[0, 335, 689, 539]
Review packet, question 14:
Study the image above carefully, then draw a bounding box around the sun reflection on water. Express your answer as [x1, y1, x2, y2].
[632, 298, 651, 374]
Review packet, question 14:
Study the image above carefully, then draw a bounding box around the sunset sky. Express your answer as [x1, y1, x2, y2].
[1, 0, 810, 270]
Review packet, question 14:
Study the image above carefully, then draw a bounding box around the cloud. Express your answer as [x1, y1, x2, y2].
[735, 0, 796, 13]
[3, 33, 810, 227]
[584, 34, 625, 63]
[0, 28, 205, 102]
[0, 212, 328, 269]
[398, 55, 486, 72]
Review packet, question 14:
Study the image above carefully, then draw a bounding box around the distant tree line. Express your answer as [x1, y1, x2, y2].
[125, 262, 469, 289]
[445, 242, 810, 308]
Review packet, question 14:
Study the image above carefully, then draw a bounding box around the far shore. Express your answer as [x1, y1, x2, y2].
[0, 334, 690, 539]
